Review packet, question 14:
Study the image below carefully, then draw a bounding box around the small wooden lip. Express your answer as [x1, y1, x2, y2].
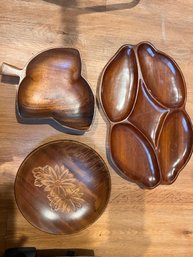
[1, 63, 23, 78]
[1, 48, 95, 134]
[14, 140, 111, 235]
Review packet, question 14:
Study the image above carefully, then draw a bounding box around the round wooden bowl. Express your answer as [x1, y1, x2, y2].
[14, 140, 111, 234]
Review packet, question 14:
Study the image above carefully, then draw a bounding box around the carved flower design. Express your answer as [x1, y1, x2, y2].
[32, 165, 84, 213]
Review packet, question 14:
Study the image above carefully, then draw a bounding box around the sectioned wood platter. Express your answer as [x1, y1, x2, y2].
[14, 140, 111, 234]
[0, 48, 95, 134]
[98, 41, 193, 189]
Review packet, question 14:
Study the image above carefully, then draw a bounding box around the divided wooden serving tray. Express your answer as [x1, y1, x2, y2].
[98, 42, 193, 189]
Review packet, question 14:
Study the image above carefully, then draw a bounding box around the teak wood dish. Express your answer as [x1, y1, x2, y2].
[14, 140, 111, 234]
[98, 41, 193, 189]
[0, 48, 95, 134]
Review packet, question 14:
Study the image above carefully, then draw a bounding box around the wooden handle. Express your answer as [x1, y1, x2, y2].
[1, 63, 22, 77]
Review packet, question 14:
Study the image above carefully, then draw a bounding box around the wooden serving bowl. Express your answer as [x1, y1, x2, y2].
[14, 140, 111, 234]
[98, 41, 193, 189]
[0, 48, 95, 134]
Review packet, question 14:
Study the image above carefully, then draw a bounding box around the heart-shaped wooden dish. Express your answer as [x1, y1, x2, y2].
[1, 48, 95, 134]
[14, 140, 111, 234]
[98, 42, 193, 189]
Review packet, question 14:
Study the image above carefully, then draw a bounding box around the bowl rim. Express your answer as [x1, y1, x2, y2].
[14, 139, 111, 235]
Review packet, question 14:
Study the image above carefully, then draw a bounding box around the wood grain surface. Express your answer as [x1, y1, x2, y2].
[1, 0, 193, 256]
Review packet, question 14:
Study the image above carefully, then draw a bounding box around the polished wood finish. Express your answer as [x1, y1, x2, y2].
[98, 42, 193, 188]
[1, 49, 95, 133]
[2, 1, 193, 257]
[15, 140, 111, 235]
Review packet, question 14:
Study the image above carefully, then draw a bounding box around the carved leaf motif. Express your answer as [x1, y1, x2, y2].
[32, 165, 84, 213]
